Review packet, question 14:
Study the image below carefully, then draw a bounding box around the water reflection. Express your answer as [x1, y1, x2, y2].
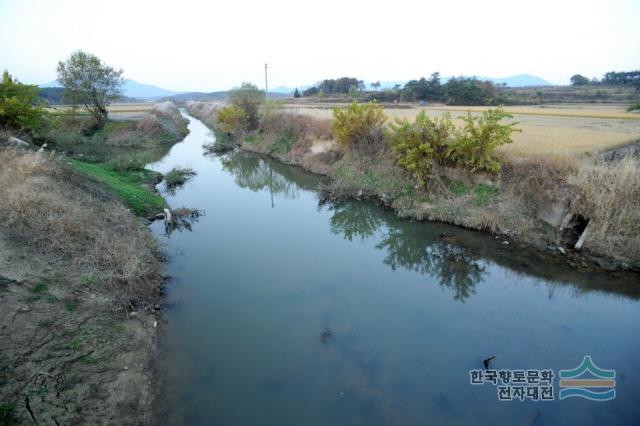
[163, 208, 203, 237]
[219, 151, 640, 302]
[329, 201, 485, 301]
[220, 150, 308, 203]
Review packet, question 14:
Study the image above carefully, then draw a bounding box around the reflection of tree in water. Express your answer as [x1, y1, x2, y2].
[328, 201, 384, 241]
[329, 201, 485, 301]
[220, 150, 310, 201]
[164, 208, 203, 237]
[378, 228, 484, 301]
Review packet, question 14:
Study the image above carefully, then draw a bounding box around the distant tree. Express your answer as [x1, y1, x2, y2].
[602, 70, 640, 89]
[371, 81, 382, 91]
[57, 50, 124, 127]
[228, 82, 265, 130]
[400, 73, 444, 102]
[302, 87, 319, 97]
[348, 85, 360, 99]
[293, 88, 301, 98]
[426, 72, 443, 101]
[317, 77, 364, 95]
[0, 70, 46, 132]
[402, 77, 429, 101]
[443, 77, 496, 106]
[570, 74, 590, 86]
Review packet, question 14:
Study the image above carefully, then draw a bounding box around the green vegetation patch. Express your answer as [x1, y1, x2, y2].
[31, 281, 49, 293]
[449, 180, 472, 196]
[447, 180, 499, 206]
[270, 134, 296, 155]
[627, 102, 640, 112]
[474, 184, 499, 207]
[69, 160, 165, 216]
[164, 167, 196, 189]
[0, 400, 19, 425]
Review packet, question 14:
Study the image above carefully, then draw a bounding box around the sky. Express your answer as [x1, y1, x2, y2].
[1, 0, 639, 92]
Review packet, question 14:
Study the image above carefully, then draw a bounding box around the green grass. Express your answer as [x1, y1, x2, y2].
[69, 160, 165, 216]
[65, 300, 79, 312]
[448, 181, 499, 206]
[31, 281, 48, 293]
[449, 181, 472, 195]
[270, 135, 296, 155]
[474, 184, 499, 206]
[84, 355, 99, 365]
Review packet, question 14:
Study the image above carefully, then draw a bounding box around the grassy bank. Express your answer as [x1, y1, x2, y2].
[0, 102, 189, 424]
[186, 100, 640, 270]
[44, 101, 189, 164]
[69, 160, 166, 216]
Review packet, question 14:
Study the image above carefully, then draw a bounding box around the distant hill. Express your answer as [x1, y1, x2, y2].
[37, 86, 139, 105]
[40, 79, 182, 100]
[122, 80, 181, 99]
[475, 74, 552, 87]
[164, 91, 289, 102]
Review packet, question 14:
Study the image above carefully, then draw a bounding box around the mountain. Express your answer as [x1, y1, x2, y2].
[39, 79, 182, 99]
[122, 80, 181, 99]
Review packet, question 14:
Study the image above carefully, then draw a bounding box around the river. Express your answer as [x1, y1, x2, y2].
[148, 112, 640, 425]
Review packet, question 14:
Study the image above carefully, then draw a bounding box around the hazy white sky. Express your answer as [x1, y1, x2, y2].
[1, 0, 638, 91]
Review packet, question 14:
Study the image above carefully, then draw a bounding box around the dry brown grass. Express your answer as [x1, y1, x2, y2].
[184, 101, 221, 129]
[136, 102, 189, 139]
[0, 147, 163, 308]
[569, 157, 640, 262]
[46, 102, 155, 114]
[260, 111, 332, 141]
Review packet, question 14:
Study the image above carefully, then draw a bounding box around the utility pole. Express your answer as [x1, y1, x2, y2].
[264, 63, 269, 99]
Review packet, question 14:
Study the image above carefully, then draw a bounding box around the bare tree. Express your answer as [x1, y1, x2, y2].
[57, 51, 124, 127]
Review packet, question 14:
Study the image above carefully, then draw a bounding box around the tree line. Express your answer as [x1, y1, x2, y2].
[301, 73, 508, 106]
[570, 70, 640, 87]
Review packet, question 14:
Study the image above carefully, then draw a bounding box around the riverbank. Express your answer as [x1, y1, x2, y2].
[0, 103, 188, 424]
[185, 101, 640, 272]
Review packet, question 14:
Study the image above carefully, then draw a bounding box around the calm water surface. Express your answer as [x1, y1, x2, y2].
[149, 112, 640, 425]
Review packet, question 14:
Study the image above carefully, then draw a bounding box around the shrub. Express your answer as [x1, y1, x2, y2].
[627, 102, 640, 112]
[228, 82, 265, 130]
[451, 107, 520, 172]
[215, 105, 247, 135]
[388, 111, 456, 186]
[0, 70, 47, 133]
[332, 101, 386, 147]
[164, 167, 196, 189]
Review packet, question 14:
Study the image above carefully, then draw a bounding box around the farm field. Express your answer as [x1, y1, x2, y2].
[285, 103, 640, 156]
[46, 102, 156, 119]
